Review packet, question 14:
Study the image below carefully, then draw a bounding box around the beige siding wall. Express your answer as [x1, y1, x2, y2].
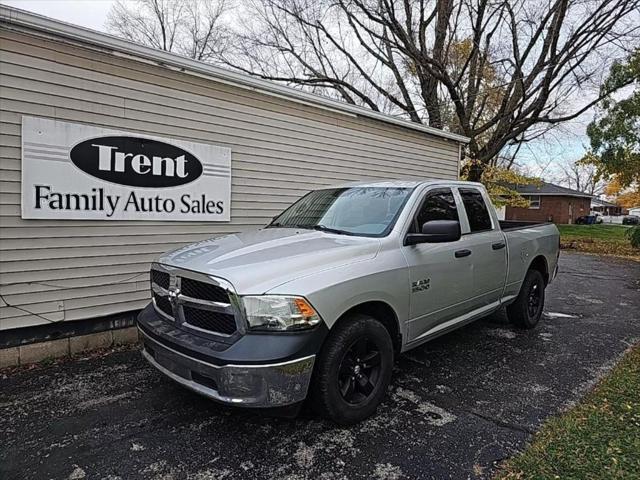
[0, 28, 460, 331]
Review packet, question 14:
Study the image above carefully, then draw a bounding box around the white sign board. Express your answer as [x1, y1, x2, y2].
[21, 116, 231, 221]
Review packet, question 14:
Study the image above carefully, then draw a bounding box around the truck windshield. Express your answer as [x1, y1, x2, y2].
[268, 187, 413, 236]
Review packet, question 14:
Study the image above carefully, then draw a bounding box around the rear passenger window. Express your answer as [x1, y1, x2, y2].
[411, 188, 459, 233]
[459, 188, 493, 232]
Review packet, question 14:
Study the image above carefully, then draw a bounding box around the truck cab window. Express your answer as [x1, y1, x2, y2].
[459, 188, 492, 232]
[410, 188, 458, 233]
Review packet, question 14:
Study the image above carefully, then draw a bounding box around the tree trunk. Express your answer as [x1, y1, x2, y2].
[466, 160, 485, 182]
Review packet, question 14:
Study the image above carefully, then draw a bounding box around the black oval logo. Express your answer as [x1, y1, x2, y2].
[70, 136, 203, 188]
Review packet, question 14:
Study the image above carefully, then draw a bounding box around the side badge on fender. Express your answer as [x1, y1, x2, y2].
[412, 278, 430, 293]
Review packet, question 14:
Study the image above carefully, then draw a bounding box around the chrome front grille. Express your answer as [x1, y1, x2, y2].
[180, 277, 229, 303]
[150, 270, 170, 290]
[182, 306, 237, 335]
[153, 292, 173, 318]
[150, 265, 240, 338]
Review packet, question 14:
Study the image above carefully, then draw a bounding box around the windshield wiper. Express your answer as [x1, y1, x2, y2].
[267, 222, 309, 229]
[267, 223, 350, 235]
[311, 224, 350, 235]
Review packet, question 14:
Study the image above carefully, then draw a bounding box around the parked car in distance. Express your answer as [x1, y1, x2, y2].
[576, 214, 603, 225]
[138, 180, 560, 424]
[622, 215, 640, 225]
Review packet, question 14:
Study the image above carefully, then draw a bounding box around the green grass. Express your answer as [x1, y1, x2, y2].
[496, 344, 640, 479]
[556, 224, 629, 243]
[557, 224, 638, 258]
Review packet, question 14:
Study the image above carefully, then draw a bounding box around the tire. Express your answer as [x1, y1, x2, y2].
[309, 314, 394, 425]
[507, 269, 545, 329]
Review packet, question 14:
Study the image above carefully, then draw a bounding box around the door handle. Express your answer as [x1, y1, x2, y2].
[492, 242, 506, 250]
[454, 249, 472, 258]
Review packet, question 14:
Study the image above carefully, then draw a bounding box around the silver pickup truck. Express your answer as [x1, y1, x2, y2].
[138, 180, 559, 424]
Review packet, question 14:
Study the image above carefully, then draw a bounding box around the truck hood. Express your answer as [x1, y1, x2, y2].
[157, 228, 380, 294]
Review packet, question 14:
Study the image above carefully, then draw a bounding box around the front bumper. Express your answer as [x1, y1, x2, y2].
[138, 304, 326, 407]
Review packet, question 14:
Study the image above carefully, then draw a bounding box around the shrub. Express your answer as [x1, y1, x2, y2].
[626, 226, 640, 248]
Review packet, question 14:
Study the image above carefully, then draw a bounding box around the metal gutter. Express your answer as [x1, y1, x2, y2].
[0, 5, 470, 144]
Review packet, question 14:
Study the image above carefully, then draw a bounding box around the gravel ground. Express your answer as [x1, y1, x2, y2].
[1, 252, 639, 480]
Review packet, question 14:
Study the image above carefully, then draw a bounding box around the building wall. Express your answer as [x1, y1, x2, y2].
[592, 205, 623, 216]
[0, 27, 461, 331]
[506, 196, 591, 224]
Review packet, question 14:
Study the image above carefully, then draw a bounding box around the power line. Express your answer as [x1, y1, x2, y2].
[0, 271, 148, 324]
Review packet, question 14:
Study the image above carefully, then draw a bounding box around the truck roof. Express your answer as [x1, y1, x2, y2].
[323, 179, 485, 189]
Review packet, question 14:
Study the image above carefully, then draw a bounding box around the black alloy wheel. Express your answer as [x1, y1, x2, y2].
[527, 282, 542, 320]
[338, 337, 382, 404]
[507, 268, 545, 329]
[309, 314, 394, 425]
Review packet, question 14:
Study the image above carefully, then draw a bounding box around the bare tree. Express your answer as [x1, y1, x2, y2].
[107, 0, 231, 62]
[556, 157, 606, 195]
[220, 0, 640, 180]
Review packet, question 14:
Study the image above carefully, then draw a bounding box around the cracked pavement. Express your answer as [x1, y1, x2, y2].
[1, 253, 639, 479]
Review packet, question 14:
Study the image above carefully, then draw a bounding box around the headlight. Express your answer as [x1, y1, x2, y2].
[242, 295, 321, 331]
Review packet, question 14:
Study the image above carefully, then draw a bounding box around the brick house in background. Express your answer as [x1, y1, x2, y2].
[506, 182, 593, 224]
[591, 197, 624, 216]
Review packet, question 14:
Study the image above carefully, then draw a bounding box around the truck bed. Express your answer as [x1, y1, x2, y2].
[499, 220, 551, 231]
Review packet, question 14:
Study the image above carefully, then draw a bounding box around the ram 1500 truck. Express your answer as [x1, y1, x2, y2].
[138, 180, 560, 424]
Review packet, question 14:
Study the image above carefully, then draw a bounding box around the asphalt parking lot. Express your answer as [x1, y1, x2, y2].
[1, 253, 639, 480]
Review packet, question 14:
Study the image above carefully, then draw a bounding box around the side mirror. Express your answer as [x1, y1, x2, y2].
[405, 220, 461, 245]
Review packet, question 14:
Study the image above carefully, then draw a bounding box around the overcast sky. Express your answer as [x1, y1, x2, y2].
[2, 0, 595, 182]
[3, 0, 114, 31]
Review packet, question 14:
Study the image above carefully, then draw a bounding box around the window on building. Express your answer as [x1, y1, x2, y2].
[410, 188, 459, 233]
[526, 195, 541, 209]
[459, 188, 493, 232]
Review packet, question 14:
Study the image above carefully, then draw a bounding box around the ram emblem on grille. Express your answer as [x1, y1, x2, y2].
[167, 286, 180, 307]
